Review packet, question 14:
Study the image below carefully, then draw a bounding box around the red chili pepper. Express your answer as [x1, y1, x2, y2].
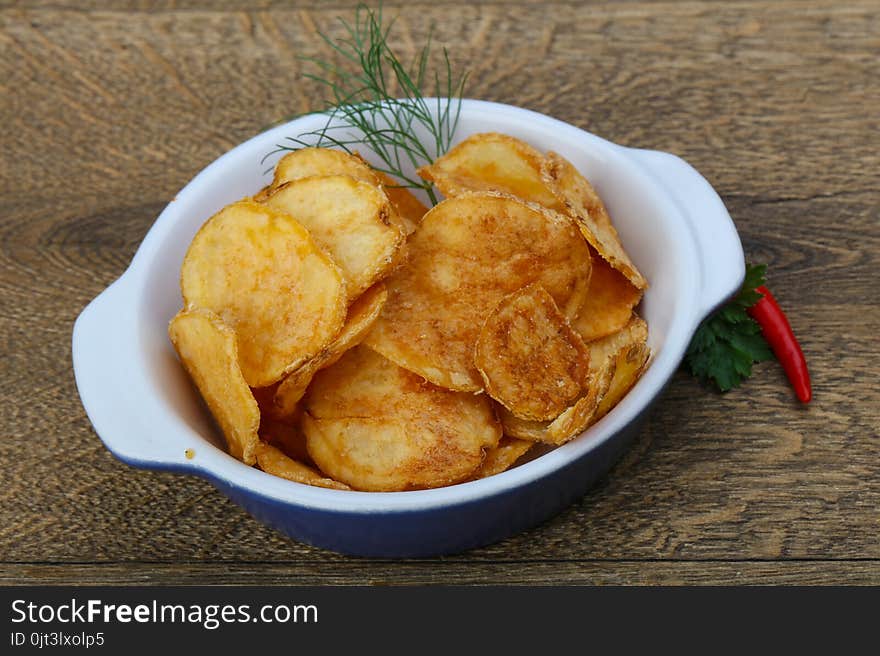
[747, 285, 811, 403]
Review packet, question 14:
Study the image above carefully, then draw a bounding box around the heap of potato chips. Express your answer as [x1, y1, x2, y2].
[169, 133, 651, 492]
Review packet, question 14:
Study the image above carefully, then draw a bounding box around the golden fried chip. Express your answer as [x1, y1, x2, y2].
[364, 192, 592, 391]
[574, 249, 644, 341]
[497, 337, 622, 446]
[273, 283, 388, 418]
[271, 147, 380, 190]
[545, 371, 609, 443]
[250, 383, 279, 417]
[372, 169, 427, 235]
[269, 148, 417, 236]
[251, 382, 291, 423]
[168, 308, 260, 465]
[541, 152, 647, 290]
[264, 176, 404, 298]
[475, 284, 590, 421]
[257, 409, 312, 463]
[255, 442, 350, 491]
[588, 316, 651, 420]
[303, 346, 501, 491]
[595, 343, 650, 420]
[252, 184, 273, 203]
[418, 133, 563, 210]
[497, 363, 612, 445]
[587, 315, 649, 366]
[471, 437, 534, 479]
[496, 405, 550, 443]
[180, 200, 347, 387]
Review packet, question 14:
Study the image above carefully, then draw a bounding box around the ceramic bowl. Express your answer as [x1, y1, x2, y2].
[73, 99, 743, 557]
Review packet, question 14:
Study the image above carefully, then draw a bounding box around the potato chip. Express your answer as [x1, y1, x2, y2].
[264, 176, 404, 298]
[372, 168, 427, 235]
[471, 437, 534, 479]
[364, 192, 592, 391]
[168, 308, 260, 464]
[496, 405, 551, 443]
[269, 148, 419, 236]
[541, 151, 647, 290]
[595, 343, 650, 420]
[303, 346, 501, 491]
[273, 282, 388, 418]
[250, 383, 280, 418]
[255, 442, 350, 491]
[252, 184, 273, 203]
[418, 133, 563, 210]
[497, 363, 612, 446]
[574, 249, 644, 341]
[544, 371, 609, 443]
[271, 147, 380, 190]
[587, 315, 649, 366]
[257, 410, 312, 464]
[587, 316, 651, 420]
[180, 200, 347, 387]
[475, 284, 590, 421]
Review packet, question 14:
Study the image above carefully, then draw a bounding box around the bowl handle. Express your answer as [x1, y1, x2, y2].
[73, 275, 194, 470]
[625, 148, 745, 319]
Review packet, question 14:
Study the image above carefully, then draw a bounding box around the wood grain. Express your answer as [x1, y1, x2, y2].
[1, 0, 878, 585]
[3, 561, 880, 586]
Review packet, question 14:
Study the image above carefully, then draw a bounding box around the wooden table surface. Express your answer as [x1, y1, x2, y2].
[1, 0, 878, 586]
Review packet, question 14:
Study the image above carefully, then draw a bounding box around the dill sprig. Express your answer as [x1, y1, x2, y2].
[266, 3, 467, 205]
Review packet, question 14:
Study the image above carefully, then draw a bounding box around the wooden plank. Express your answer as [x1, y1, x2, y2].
[0, 1, 744, 10]
[3, 561, 879, 586]
[1, 2, 877, 205]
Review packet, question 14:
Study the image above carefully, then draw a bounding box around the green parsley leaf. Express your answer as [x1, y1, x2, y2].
[684, 263, 774, 391]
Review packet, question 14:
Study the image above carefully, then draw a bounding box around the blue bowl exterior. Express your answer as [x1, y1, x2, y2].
[190, 394, 660, 558]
